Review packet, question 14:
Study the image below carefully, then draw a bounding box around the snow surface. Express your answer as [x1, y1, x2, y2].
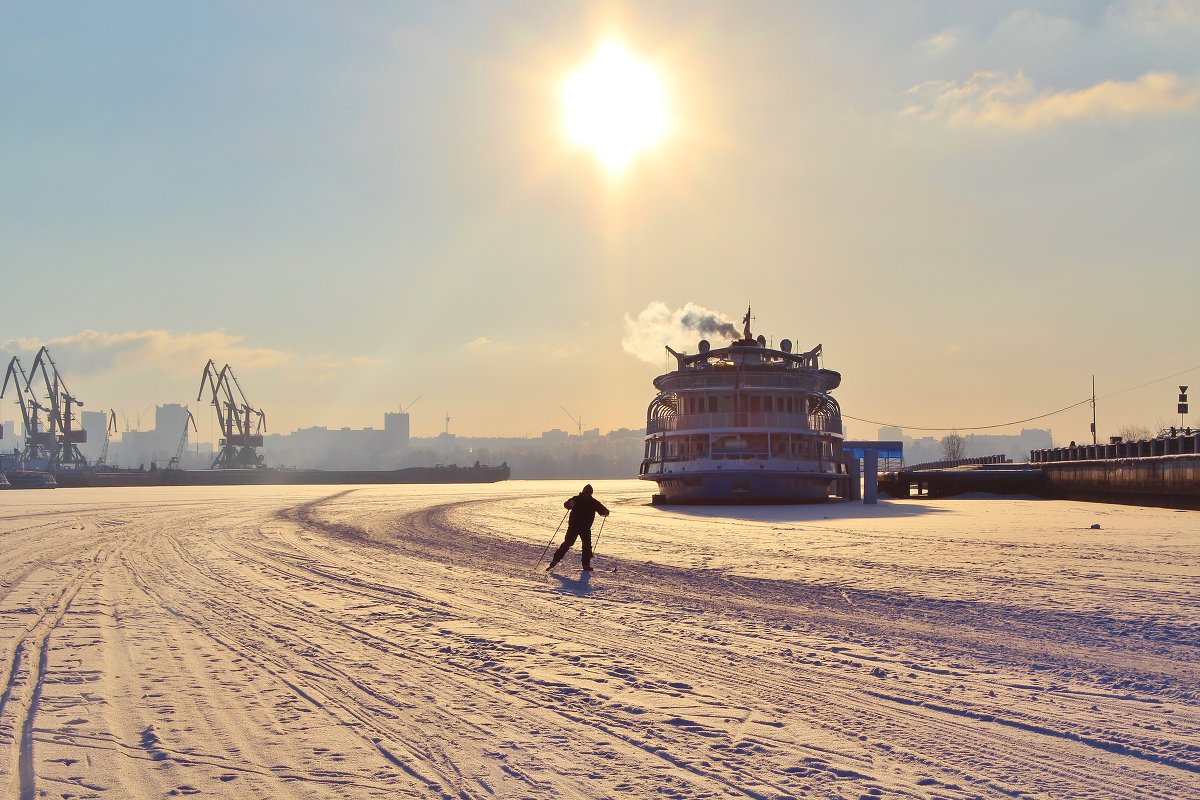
[0, 480, 1197, 799]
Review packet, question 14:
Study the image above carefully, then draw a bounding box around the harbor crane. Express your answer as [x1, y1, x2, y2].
[2, 349, 87, 467]
[560, 406, 583, 437]
[197, 360, 266, 469]
[167, 409, 197, 470]
[2, 356, 56, 462]
[27, 347, 89, 468]
[96, 410, 118, 466]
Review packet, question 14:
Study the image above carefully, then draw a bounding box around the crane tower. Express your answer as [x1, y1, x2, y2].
[196, 360, 267, 469]
[2, 348, 89, 468]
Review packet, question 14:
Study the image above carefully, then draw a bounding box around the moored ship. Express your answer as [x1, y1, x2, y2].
[45, 462, 510, 489]
[640, 308, 848, 503]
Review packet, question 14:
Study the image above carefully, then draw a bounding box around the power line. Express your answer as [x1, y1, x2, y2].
[844, 364, 1200, 434]
[842, 397, 1093, 433]
[1097, 364, 1200, 401]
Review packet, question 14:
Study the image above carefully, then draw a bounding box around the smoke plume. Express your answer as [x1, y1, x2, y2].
[679, 310, 740, 340]
[622, 302, 739, 364]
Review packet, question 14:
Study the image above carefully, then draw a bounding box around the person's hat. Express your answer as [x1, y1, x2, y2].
[582, 484, 593, 494]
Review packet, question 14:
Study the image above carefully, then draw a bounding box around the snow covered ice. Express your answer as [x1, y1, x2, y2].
[0, 480, 1197, 799]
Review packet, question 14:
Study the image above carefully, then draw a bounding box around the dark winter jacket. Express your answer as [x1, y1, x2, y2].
[564, 493, 609, 531]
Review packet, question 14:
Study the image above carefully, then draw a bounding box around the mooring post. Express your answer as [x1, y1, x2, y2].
[847, 454, 861, 501]
[864, 449, 878, 504]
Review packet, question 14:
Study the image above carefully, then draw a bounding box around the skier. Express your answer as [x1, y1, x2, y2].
[547, 484, 609, 572]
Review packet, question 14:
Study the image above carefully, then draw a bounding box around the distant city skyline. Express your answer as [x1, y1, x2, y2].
[3, 3, 1198, 441]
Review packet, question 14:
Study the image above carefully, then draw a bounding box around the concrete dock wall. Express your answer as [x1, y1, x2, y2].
[1038, 455, 1200, 508]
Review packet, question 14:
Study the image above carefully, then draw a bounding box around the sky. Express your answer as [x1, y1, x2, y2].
[2, 1, 1199, 443]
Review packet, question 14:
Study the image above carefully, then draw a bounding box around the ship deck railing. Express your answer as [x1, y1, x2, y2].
[711, 450, 770, 460]
[648, 452, 825, 462]
[639, 455, 840, 475]
[647, 412, 842, 436]
[655, 372, 826, 392]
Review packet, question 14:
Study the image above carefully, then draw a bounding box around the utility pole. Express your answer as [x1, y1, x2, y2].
[1091, 375, 1097, 446]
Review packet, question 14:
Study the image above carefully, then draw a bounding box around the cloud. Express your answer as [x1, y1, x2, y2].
[462, 336, 580, 361]
[622, 302, 740, 364]
[917, 29, 961, 55]
[300, 354, 386, 384]
[903, 70, 1200, 128]
[2, 329, 288, 378]
[462, 337, 522, 354]
[993, 9, 1079, 48]
[1107, 0, 1200, 35]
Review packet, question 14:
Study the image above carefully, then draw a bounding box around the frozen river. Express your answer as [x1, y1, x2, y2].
[0, 480, 1197, 798]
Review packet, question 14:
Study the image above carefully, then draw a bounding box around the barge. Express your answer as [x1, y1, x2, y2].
[9, 462, 510, 489]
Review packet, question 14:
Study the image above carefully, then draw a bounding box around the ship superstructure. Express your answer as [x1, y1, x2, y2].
[640, 308, 847, 503]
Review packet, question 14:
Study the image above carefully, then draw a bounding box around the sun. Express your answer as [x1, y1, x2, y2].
[560, 38, 670, 173]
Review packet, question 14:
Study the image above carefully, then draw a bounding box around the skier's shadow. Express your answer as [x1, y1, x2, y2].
[551, 571, 594, 596]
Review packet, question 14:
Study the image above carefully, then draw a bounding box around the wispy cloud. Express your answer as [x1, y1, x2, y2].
[903, 70, 1200, 128]
[1107, 0, 1200, 35]
[462, 337, 580, 360]
[916, 29, 961, 55]
[622, 302, 740, 364]
[301, 354, 386, 384]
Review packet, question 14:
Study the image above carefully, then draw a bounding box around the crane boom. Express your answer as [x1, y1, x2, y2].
[560, 406, 582, 437]
[169, 410, 198, 469]
[97, 409, 118, 466]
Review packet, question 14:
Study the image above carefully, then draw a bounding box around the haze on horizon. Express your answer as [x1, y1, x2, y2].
[3, 2, 1198, 445]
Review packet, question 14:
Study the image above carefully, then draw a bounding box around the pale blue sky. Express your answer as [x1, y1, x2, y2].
[3, 2, 1198, 441]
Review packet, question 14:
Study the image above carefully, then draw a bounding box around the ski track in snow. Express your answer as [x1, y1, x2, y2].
[0, 481, 1196, 799]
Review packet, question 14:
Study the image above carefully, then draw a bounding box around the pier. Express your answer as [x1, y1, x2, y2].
[879, 432, 1200, 509]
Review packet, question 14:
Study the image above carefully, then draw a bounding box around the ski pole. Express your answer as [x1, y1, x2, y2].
[591, 514, 608, 568]
[533, 509, 569, 572]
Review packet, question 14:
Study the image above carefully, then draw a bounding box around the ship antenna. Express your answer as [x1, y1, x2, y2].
[742, 305, 752, 341]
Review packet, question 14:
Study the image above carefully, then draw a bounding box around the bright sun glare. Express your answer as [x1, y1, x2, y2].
[560, 39, 670, 173]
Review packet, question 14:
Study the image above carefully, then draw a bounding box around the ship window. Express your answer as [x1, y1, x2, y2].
[707, 396, 718, 413]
